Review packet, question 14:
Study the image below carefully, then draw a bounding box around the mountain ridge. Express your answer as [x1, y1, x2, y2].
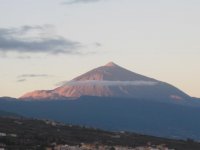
[1, 96, 200, 140]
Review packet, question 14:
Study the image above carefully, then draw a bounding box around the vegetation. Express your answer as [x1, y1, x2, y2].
[0, 116, 200, 150]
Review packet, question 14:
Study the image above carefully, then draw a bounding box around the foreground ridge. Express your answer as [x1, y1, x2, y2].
[0, 116, 199, 150]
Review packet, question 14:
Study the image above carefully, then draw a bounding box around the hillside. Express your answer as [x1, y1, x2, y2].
[0, 116, 200, 150]
[0, 110, 20, 117]
[1, 96, 200, 140]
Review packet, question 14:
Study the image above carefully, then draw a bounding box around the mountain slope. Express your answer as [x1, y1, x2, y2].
[20, 62, 190, 101]
[1, 96, 200, 140]
[1, 116, 200, 150]
[73, 62, 156, 81]
[0, 110, 20, 117]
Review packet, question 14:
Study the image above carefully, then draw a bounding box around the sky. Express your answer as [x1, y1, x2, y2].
[0, 0, 199, 98]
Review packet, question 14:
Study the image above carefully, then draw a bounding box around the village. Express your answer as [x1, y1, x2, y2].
[0, 131, 174, 150]
[0, 117, 198, 150]
[47, 143, 174, 150]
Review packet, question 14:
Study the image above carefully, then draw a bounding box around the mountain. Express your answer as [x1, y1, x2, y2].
[20, 62, 190, 101]
[1, 96, 200, 140]
[0, 62, 200, 141]
[0, 97, 17, 101]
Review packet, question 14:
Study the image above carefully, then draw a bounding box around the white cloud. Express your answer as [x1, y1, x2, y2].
[63, 80, 158, 86]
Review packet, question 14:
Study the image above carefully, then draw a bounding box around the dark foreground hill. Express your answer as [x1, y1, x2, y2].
[1, 96, 200, 140]
[0, 116, 200, 150]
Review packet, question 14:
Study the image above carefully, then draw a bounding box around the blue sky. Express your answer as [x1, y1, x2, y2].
[0, 0, 200, 97]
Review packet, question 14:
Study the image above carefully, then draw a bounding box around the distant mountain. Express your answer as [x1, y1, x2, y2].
[0, 97, 20, 117]
[1, 96, 200, 140]
[20, 62, 190, 102]
[0, 97, 17, 101]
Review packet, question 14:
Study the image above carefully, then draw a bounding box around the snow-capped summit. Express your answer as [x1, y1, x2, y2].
[104, 61, 118, 67]
[73, 61, 155, 82]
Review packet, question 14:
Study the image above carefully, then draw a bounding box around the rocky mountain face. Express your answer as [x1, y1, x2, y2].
[20, 62, 190, 101]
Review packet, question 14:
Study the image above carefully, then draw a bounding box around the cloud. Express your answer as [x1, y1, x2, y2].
[63, 0, 102, 5]
[55, 80, 69, 86]
[0, 25, 81, 55]
[16, 56, 31, 59]
[62, 80, 158, 86]
[94, 42, 102, 47]
[17, 74, 53, 82]
[18, 74, 52, 78]
[17, 79, 27, 82]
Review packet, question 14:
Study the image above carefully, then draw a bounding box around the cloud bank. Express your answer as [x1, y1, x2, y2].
[18, 74, 51, 78]
[0, 25, 81, 55]
[17, 74, 53, 82]
[63, 80, 158, 86]
[17, 79, 27, 82]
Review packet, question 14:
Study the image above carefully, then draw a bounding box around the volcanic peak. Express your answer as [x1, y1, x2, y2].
[104, 61, 118, 67]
